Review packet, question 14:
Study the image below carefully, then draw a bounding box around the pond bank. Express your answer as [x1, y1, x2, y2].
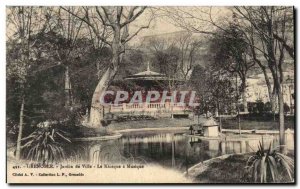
[184, 153, 242, 177]
[185, 153, 253, 183]
[185, 150, 294, 183]
[74, 118, 195, 141]
[78, 117, 294, 142]
[108, 118, 197, 131]
[107, 117, 295, 133]
[118, 126, 189, 133]
[73, 133, 122, 141]
[221, 118, 295, 130]
[184, 133, 274, 142]
[222, 128, 294, 134]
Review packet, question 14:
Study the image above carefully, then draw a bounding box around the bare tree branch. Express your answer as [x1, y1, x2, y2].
[121, 6, 147, 28]
[60, 6, 111, 46]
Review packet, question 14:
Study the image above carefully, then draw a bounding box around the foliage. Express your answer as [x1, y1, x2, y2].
[247, 101, 292, 115]
[247, 100, 265, 114]
[211, 25, 248, 70]
[210, 24, 254, 93]
[284, 103, 290, 114]
[116, 49, 145, 80]
[221, 118, 294, 130]
[150, 42, 181, 86]
[264, 102, 272, 112]
[6, 30, 109, 133]
[115, 115, 156, 122]
[246, 142, 294, 183]
[21, 126, 71, 163]
[6, 6, 116, 132]
[190, 64, 235, 115]
[148, 33, 202, 83]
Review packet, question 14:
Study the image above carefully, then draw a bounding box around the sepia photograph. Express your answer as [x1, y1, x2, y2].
[5, 5, 295, 184]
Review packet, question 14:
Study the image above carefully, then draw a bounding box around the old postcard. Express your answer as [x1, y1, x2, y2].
[6, 6, 295, 184]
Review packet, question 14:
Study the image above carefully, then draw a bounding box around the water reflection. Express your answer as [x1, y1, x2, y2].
[73, 131, 294, 171]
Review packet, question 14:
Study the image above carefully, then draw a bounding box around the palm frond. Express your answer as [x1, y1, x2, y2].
[247, 142, 294, 183]
[21, 127, 71, 163]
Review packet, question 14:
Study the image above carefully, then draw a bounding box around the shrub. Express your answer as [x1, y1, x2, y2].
[284, 103, 290, 114]
[115, 115, 155, 122]
[246, 142, 294, 183]
[264, 102, 272, 113]
[21, 126, 71, 163]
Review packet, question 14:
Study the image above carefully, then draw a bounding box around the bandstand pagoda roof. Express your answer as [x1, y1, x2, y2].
[124, 62, 169, 81]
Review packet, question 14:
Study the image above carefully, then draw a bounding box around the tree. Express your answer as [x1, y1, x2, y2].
[160, 7, 229, 35]
[242, 24, 277, 114]
[148, 37, 180, 89]
[7, 6, 53, 159]
[160, 7, 251, 115]
[49, 7, 85, 107]
[70, 43, 112, 116]
[176, 33, 202, 81]
[190, 65, 235, 116]
[147, 32, 202, 89]
[63, 6, 152, 127]
[234, 6, 294, 153]
[165, 6, 294, 153]
[210, 24, 255, 112]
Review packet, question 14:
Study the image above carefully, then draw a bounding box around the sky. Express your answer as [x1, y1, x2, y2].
[6, 6, 232, 44]
[127, 6, 232, 41]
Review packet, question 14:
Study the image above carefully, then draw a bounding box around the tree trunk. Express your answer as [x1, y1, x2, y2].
[89, 23, 128, 127]
[239, 77, 248, 113]
[260, 66, 277, 112]
[215, 101, 219, 117]
[242, 91, 248, 112]
[96, 62, 101, 79]
[89, 23, 124, 127]
[271, 88, 277, 110]
[241, 81, 248, 112]
[16, 97, 25, 160]
[65, 66, 72, 107]
[278, 85, 286, 153]
[267, 86, 277, 121]
[89, 66, 118, 127]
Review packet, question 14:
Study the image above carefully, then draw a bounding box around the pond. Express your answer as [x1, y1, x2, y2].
[72, 130, 294, 172]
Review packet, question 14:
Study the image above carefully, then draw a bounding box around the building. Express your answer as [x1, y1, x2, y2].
[245, 71, 294, 113]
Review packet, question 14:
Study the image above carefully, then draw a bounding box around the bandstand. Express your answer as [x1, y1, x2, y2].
[107, 62, 193, 118]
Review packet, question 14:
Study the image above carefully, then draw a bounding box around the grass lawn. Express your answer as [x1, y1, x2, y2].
[195, 152, 294, 183]
[108, 118, 196, 131]
[195, 154, 252, 183]
[107, 116, 295, 132]
[108, 115, 295, 131]
[220, 117, 294, 131]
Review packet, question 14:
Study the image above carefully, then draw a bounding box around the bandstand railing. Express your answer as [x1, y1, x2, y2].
[110, 102, 188, 113]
